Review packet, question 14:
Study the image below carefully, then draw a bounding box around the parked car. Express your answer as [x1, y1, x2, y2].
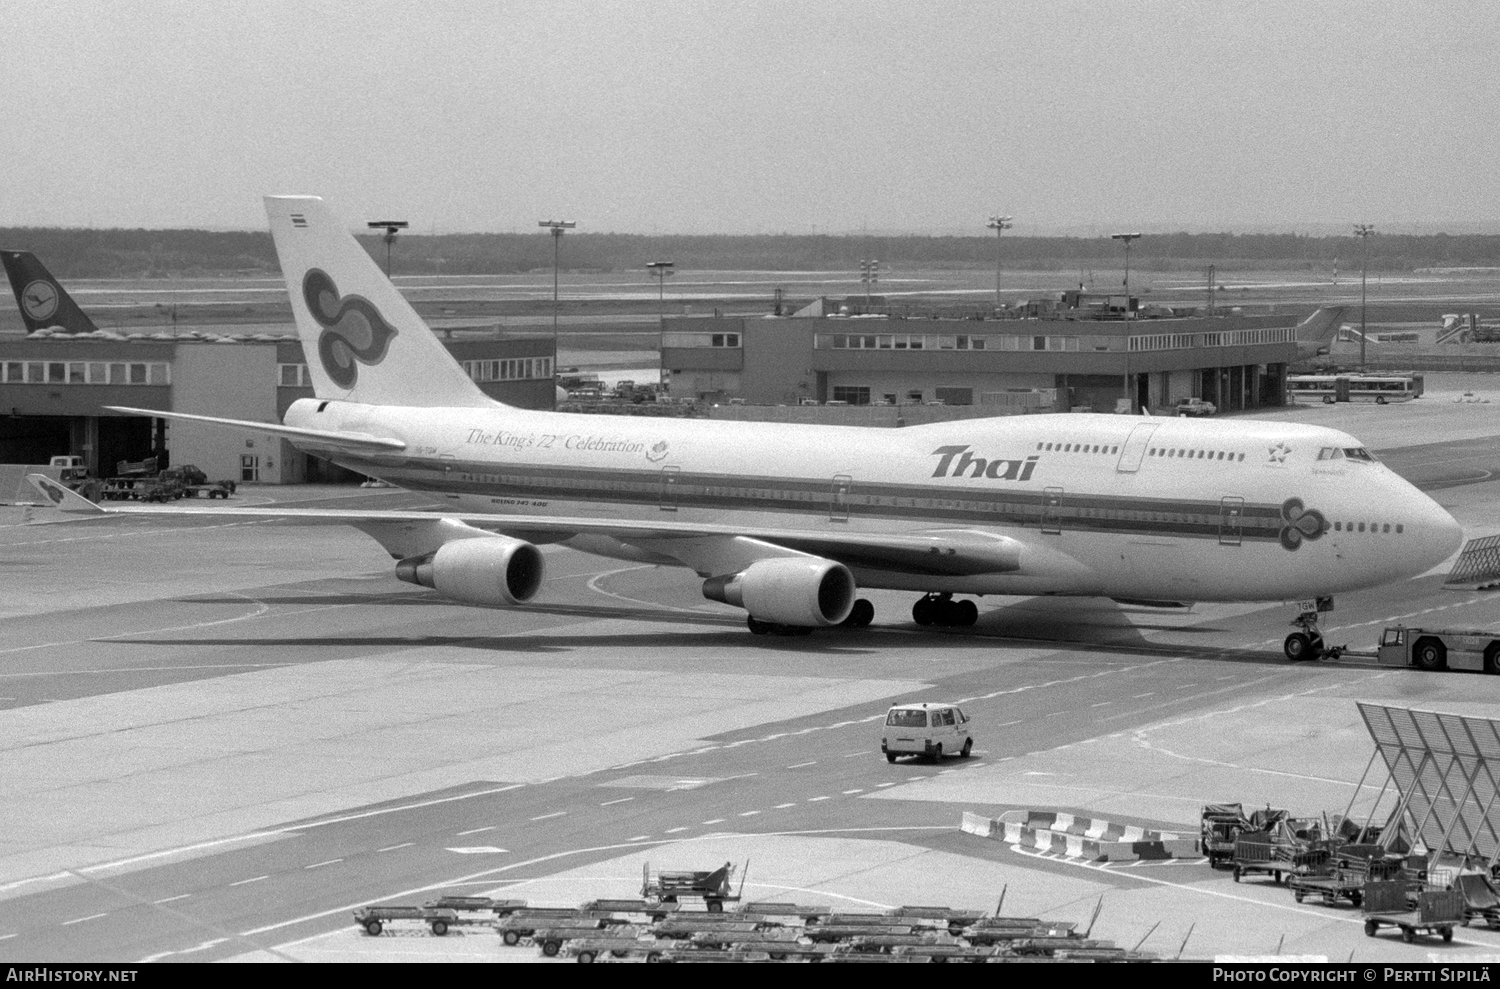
[1174, 397, 1217, 417]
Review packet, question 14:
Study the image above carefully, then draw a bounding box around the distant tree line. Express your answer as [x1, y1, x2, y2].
[3, 226, 1500, 279]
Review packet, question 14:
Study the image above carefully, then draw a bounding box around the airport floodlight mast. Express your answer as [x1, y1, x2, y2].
[366, 221, 408, 277]
[1354, 223, 1376, 369]
[859, 259, 879, 305]
[1111, 232, 1142, 320]
[647, 261, 675, 387]
[987, 214, 1012, 307]
[538, 219, 577, 341]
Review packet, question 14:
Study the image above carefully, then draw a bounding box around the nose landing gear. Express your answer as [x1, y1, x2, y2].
[912, 593, 978, 628]
[1285, 598, 1338, 661]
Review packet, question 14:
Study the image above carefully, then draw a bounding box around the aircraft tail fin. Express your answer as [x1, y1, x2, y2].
[1293, 305, 1348, 360]
[0, 251, 100, 335]
[25, 474, 106, 515]
[262, 196, 496, 409]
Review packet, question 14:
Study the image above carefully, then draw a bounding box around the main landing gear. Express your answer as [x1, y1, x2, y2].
[912, 593, 978, 628]
[1284, 598, 1336, 661]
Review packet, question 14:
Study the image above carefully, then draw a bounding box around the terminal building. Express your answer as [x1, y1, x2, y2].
[661, 298, 1307, 415]
[0, 332, 556, 483]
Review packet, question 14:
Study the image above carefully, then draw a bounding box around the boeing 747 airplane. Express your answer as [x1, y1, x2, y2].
[32, 196, 1462, 660]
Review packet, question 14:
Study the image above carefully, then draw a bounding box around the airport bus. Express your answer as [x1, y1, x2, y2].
[1287, 373, 1424, 405]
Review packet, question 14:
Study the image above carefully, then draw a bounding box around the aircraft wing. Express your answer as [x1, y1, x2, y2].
[24, 475, 1022, 577]
[105, 406, 407, 455]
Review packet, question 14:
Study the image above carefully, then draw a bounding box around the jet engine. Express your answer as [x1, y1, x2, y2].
[395, 535, 545, 607]
[702, 557, 856, 627]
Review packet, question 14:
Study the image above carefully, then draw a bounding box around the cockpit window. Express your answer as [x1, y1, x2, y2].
[1317, 447, 1345, 461]
[1343, 448, 1377, 462]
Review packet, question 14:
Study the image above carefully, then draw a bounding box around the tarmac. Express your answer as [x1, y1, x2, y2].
[0, 376, 1497, 962]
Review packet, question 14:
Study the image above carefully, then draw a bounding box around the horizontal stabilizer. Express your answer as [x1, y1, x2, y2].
[105, 406, 406, 454]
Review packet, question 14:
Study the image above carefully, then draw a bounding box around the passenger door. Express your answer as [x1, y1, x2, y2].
[1219, 497, 1244, 547]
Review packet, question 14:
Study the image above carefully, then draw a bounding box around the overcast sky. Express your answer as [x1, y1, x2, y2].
[2, 0, 1496, 235]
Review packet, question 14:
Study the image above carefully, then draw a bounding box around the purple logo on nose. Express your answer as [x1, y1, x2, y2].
[303, 268, 398, 389]
[1279, 497, 1328, 550]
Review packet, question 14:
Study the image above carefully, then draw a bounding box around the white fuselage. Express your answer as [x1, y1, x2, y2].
[285, 400, 1462, 603]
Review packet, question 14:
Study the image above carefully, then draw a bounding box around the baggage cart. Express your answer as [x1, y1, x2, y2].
[1454, 873, 1500, 929]
[1232, 828, 1304, 884]
[738, 901, 829, 924]
[423, 895, 528, 917]
[564, 936, 651, 963]
[804, 923, 913, 943]
[497, 909, 604, 945]
[641, 860, 746, 912]
[352, 904, 459, 937]
[888, 905, 987, 934]
[1361, 881, 1461, 943]
[580, 897, 679, 921]
[533, 924, 639, 957]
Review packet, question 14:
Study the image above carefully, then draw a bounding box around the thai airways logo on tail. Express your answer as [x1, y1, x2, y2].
[303, 268, 398, 389]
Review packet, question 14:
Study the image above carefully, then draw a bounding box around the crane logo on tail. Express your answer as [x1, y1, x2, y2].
[303, 268, 399, 389]
[1279, 498, 1328, 550]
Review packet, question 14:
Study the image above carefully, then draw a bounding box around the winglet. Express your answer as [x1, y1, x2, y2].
[25, 474, 106, 515]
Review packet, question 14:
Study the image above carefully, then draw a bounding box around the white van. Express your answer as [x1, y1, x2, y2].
[881, 703, 973, 762]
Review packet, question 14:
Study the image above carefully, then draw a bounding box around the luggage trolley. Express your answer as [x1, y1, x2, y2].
[1361, 880, 1462, 943]
[641, 860, 747, 913]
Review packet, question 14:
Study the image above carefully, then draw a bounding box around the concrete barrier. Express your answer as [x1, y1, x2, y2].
[961, 810, 1200, 862]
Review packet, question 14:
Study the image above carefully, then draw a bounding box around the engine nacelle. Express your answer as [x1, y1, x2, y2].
[395, 535, 545, 607]
[702, 557, 856, 627]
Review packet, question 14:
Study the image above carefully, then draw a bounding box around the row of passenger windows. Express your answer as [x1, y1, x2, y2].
[1035, 441, 1120, 455]
[1337, 521, 1404, 534]
[1150, 447, 1247, 462]
[1, 360, 170, 385]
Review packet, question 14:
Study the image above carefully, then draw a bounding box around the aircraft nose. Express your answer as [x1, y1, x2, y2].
[1411, 494, 1464, 574]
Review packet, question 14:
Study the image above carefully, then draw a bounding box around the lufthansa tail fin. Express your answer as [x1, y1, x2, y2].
[0, 251, 100, 335]
[263, 196, 495, 409]
[1293, 305, 1348, 360]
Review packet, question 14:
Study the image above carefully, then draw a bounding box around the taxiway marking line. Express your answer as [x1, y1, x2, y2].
[230, 876, 269, 886]
[628, 836, 651, 841]
[600, 797, 634, 807]
[702, 818, 726, 825]
[775, 803, 797, 808]
[457, 827, 495, 836]
[530, 812, 566, 821]
[153, 894, 190, 904]
[843, 789, 865, 795]
[786, 761, 816, 769]
[807, 796, 830, 802]
[0, 933, 15, 940]
[665, 827, 688, 834]
[61, 913, 108, 926]
[376, 843, 414, 853]
[304, 859, 342, 870]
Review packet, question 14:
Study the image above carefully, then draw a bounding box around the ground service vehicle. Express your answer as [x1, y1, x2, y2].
[1377, 626, 1500, 673]
[1287, 373, 1424, 404]
[1201, 803, 1249, 868]
[1173, 397, 1216, 417]
[882, 703, 973, 762]
[48, 455, 87, 484]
